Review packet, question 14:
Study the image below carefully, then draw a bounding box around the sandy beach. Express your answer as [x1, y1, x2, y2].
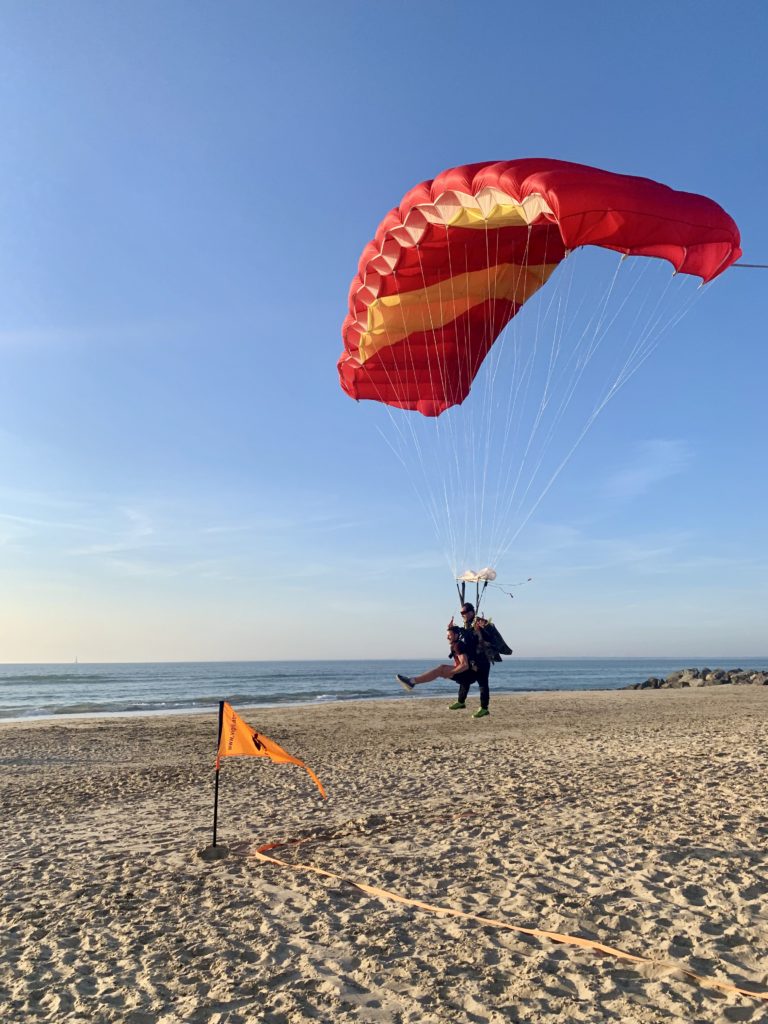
[3, 686, 768, 1023]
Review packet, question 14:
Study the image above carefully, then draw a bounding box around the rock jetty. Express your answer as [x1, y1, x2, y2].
[624, 667, 768, 690]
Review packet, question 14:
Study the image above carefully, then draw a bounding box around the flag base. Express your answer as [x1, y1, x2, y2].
[198, 844, 229, 862]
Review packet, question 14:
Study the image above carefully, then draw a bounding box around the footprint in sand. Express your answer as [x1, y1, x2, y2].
[680, 883, 707, 906]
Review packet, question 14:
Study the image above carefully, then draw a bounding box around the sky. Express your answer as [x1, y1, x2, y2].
[0, 0, 766, 662]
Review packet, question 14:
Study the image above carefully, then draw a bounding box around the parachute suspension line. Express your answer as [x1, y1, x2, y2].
[579, 252, 628, 365]
[389, 234, 466, 576]
[442, 220, 470, 574]
[415, 226, 471, 575]
[452, 235, 476, 571]
[474, 216, 537, 573]
[733, 262, 768, 269]
[504, 227, 550, 516]
[415, 238, 464, 574]
[480, 229, 535, 565]
[487, 226, 575, 566]
[492, 258, 705, 562]
[374, 392, 454, 572]
[363, 261, 456, 573]
[486, 225, 541, 566]
[481, 232, 528, 565]
[462, 227, 484, 570]
[475, 217, 493, 570]
[587, 262, 702, 423]
[520, 251, 645, 551]
[527, 253, 639, 446]
[605, 269, 686, 395]
[462, 224, 486, 571]
[410, 244, 446, 546]
[450, 231, 476, 574]
[475, 213, 505, 571]
[372, 420, 454, 571]
[486, 217, 509, 563]
[494, 229, 571, 558]
[588, 269, 703, 422]
[483, 218, 514, 568]
[489, 251, 635, 562]
[492, 253, 647, 559]
[587, 256, 656, 388]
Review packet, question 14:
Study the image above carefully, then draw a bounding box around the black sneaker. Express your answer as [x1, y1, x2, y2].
[396, 674, 415, 692]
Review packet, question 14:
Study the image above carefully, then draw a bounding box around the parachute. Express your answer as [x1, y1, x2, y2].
[338, 159, 741, 577]
[339, 159, 740, 416]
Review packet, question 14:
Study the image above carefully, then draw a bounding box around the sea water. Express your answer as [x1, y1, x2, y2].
[1, 658, 766, 721]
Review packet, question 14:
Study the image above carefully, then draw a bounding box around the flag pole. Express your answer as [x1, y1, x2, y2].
[212, 700, 224, 847]
[199, 701, 228, 861]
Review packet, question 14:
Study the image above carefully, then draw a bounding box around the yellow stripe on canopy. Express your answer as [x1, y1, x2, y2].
[358, 261, 558, 364]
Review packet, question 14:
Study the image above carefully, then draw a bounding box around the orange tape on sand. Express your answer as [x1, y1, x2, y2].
[254, 843, 768, 1003]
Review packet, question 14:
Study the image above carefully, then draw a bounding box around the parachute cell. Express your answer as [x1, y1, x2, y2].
[338, 159, 741, 417]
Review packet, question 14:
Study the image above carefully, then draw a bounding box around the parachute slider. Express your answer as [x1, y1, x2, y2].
[456, 567, 497, 583]
[456, 568, 496, 611]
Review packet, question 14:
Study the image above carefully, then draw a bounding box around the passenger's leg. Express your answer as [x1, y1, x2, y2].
[412, 664, 455, 684]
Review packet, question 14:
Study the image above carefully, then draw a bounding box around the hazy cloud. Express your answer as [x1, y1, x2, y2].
[602, 439, 693, 500]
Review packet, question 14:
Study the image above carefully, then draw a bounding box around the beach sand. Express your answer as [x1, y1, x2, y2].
[2, 686, 768, 1023]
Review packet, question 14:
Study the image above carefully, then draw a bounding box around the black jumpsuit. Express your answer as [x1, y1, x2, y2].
[456, 627, 491, 710]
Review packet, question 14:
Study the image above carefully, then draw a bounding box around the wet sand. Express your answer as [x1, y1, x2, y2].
[2, 686, 768, 1023]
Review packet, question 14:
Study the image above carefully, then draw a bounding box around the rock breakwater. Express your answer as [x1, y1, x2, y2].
[625, 667, 768, 690]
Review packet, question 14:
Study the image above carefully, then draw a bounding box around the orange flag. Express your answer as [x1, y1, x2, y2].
[216, 702, 326, 798]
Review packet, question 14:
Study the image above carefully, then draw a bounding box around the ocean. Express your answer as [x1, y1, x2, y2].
[1, 657, 766, 721]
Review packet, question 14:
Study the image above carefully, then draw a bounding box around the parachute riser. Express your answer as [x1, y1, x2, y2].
[455, 577, 489, 615]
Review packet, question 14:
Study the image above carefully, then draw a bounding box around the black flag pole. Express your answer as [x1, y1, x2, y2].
[212, 700, 224, 847]
[199, 700, 228, 861]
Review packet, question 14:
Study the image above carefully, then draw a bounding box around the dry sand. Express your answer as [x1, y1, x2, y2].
[2, 686, 768, 1023]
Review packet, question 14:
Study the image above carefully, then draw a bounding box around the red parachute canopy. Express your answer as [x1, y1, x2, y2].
[338, 159, 741, 417]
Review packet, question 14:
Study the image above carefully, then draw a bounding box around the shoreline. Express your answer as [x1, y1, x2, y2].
[0, 684, 665, 726]
[3, 654, 767, 665]
[1, 685, 626, 727]
[4, 687, 768, 1022]
[4, 665, 768, 725]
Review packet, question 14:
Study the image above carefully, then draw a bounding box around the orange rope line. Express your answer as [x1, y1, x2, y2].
[253, 843, 768, 1003]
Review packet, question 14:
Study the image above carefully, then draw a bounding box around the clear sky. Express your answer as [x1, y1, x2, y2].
[0, 1, 766, 662]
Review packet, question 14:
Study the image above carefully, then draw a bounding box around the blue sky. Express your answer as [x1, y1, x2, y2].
[0, 1, 766, 661]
